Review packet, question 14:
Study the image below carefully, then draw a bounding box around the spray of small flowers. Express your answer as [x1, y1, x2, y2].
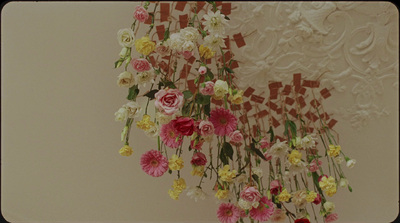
[113, 2, 355, 223]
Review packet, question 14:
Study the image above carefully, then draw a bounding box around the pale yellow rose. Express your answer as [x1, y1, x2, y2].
[288, 149, 302, 165]
[228, 90, 244, 104]
[135, 36, 155, 55]
[117, 28, 135, 48]
[213, 80, 228, 100]
[199, 44, 215, 59]
[215, 189, 230, 200]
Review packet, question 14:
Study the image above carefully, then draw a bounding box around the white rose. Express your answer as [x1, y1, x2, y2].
[117, 28, 135, 48]
[145, 125, 159, 139]
[346, 159, 356, 168]
[114, 107, 128, 122]
[213, 80, 229, 98]
[136, 71, 155, 87]
[323, 201, 335, 212]
[124, 101, 142, 118]
[167, 33, 184, 51]
[182, 40, 195, 51]
[117, 71, 136, 88]
[180, 27, 199, 42]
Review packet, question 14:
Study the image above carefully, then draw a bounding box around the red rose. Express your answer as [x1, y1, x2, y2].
[191, 152, 207, 166]
[172, 116, 194, 136]
[294, 218, 310, 223]
[313, 193, 322, 205]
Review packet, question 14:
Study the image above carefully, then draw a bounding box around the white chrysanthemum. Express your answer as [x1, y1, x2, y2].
[123, 101, 142, 118]
[136, 71, 155, 87]
[167, 33, 184, 51]
[114, 107, 128, 122]
[117, 28, 135, 48]
[204, 34, 226, 50]
[269, 139, 289, 158]
[186, 186, 206, 202]
[180, 27, 199, 42]
[202, 10, 228, 35]
[335, 156, 344, 164]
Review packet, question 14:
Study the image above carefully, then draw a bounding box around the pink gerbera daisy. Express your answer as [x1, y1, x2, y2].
[160, 121, 183, 148]
[249, 196, 274, 222]
[217, 203, 240, 223]
[209, 108, 237, 136]
[140, 150, 168, 177]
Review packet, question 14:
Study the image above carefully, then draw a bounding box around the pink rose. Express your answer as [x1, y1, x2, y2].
[179, 50, 194, 60]
[312, 194, 321, 205]
[260, 137, 270, 149]
[263, 149, 272, 161]
[325, 213, 338, 223]
[198, 66, 207, 75]
[240, 186, 261, 203]
[270, 180, 282, 195]
[228, 130, 243, 143]
[134, 6, 149, 22]
[154, 88, 184, 115]
[190, 137, 204, 150]
[155, 44, 170, 57]
[309, 159, 322, 172]
[200, 81, 215, 96]
[190, 152, 207, 166]
[199, 120, 214, 136]
[131, 58, 151, 72]
[172, 116, 194, 136]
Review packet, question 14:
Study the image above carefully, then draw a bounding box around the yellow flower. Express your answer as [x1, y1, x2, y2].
[326, 186, 337, 197]
[278, 188, 291, 202]
[168, 189, 180, 200]
[288, 149, 302, 165]
[215, 189, 230, 200]
[228, 90, 244, 104]
[135, 36, 155, 56]
[328, 144, 341, 157]
[168, 154, 184, 171]
[306, 191, 317, 202]
[199, 44, 215, 59]
[172, 178, 187, 192]
[136, 114, 156, 131]
[319, 176, 336, 191]
[218, 165, 237, 183]
[119, 145, 133, 156]
[191, 165, 205, 177]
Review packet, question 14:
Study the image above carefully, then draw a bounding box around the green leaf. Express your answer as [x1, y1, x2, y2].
[225, 15, 230, 20]
[127, 85, 139, 100]
[348, 185, 353, 192]
[195, 93, 211, 105]
[143, 89, 159, 100]
[182, 101, 193, 117]
[252, 174, 259, 182]
[114, 58, 124, 68]
[163, 29, 170, 41]
[250, 142, 267, 161]
[267, 126, 274, 142]
[224, 67, 234, 73]
[183, 90, 193, 99]
[203, 103, 211, 117]
[205, 69, 214, 80]
[220, 150, 229, 165]
[222, 142, 234, 160]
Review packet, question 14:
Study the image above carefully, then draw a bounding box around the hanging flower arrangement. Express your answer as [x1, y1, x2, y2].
[113, 1, 355, 222]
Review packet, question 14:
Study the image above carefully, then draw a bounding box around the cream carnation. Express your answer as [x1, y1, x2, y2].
[213, 80, 229, 99]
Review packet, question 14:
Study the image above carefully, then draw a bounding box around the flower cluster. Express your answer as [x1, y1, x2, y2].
[113, 2, 355, 222]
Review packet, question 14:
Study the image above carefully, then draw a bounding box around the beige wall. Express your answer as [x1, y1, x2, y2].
[1, 2, 398, 223]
